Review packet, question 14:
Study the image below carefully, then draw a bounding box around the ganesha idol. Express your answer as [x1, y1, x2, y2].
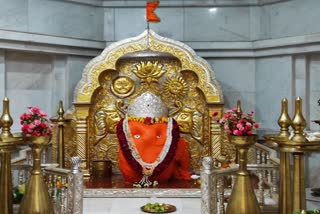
[116, 92, 191, 185]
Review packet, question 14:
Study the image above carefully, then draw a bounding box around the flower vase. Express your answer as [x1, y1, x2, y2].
[226, 135, 261, 214]
[19, 135, 53, 214]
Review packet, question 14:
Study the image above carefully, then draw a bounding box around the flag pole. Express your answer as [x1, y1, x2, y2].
[146, 0, 160, 49]
[146, 21, 150, 48]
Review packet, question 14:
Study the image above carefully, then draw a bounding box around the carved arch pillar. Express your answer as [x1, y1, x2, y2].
[74, 103, 92, 175]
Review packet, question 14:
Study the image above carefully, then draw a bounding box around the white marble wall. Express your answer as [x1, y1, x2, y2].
[65, 56, 91, 107]
[185, 7, 250, 41]
[309, 55, 320, 131]
[1, 0, 320, 44]
[0, 0, 104, 40]
[206, 58, 256, 111]
[0, 0, 28, 32]
[5, 52, 53, 132]
[255, 56, 293, 131]
[51, 56, 67, 116]
[107, 5, 251, 42]
[263, 0, 320, 39]
[103, 0, 320, 42]
[112, 8, 184, 41]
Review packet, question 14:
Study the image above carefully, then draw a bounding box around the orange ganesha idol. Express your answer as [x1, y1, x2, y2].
[116, 92, 191, 186]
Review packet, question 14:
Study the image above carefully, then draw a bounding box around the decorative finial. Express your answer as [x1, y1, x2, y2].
[278, 98, 291, 137]
[57, 100, 64, 121]
[70, 156, 82, 173]
[202, 157, 213, 173]
[291, 97, 307, 143]
[236, 100, 242, 115]
[0, 97, 13, 138]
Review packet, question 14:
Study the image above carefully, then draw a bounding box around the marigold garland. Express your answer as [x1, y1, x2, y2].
[127, 116, 168, 125]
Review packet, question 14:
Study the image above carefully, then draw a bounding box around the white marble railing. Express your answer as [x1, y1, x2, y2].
[44, 157, 83, 214]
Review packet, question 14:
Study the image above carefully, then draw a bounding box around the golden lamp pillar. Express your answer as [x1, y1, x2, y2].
[264, 97, 320, 214]
[226, 100, 261, 214]
[0, 97, 23, 214]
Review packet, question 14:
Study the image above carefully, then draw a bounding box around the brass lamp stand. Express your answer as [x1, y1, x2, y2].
[226, 135, 261, 214]
[19, 135, 53, 214]
[0, 97, 23, 214]
[226, 100, 261, 214]
[264, 97, 320, 214]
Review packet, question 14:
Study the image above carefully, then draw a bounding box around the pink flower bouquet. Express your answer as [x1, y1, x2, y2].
[20, 106, 53, 137]
[212, 108, 259, 136]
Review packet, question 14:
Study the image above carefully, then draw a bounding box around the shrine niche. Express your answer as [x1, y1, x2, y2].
[61, 30, 224, 176]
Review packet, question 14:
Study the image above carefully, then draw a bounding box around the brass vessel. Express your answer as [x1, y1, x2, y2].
[92, 160, 112, 178]
[277, 98, 292, 214]
[264, 97, 320, 213]
[19, 135, 53, 214]
[226, 135, 261, 214]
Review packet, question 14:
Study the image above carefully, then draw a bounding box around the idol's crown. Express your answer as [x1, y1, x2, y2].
[127, 92, 168, 118]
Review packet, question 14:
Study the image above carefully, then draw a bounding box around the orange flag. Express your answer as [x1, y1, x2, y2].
[146, 0, 160, 22]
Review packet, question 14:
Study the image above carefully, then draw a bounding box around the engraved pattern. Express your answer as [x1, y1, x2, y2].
[127, 92, 168, 118]
[67, 157, 84, 214]
[74, 34, 148, 101]
[67, 173, 75, 214]
[163, 75, 188, 99]
[83, 188, 201, 198]
[74, 30, 222, 103]
[76, 118, 88, 170]
[132, 61, 166, 83]
[201, 157, 219, 214]
[211, 133, 223, 159]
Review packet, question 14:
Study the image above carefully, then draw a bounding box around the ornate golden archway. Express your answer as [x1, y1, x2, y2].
[62, 30, 225, 175]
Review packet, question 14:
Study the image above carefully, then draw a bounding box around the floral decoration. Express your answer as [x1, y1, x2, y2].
[20, 106, 53, 137]
[127, 116, 168, 125]
[212, 108, 259, 136]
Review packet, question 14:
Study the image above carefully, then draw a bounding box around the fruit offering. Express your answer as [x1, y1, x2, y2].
[141, 202, 176, 213]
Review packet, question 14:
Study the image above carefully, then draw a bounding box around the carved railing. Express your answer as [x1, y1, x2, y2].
[43, 156, 83, 214]
[201, 143, 280, 214]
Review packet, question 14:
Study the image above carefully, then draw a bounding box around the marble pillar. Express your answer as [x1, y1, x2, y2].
[293, 55, 309, 127]
[0, 51, 5, 103]
[51, 56, 67, 116]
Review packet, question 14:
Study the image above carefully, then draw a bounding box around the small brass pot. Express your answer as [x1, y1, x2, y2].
[92, 160, 112, 178]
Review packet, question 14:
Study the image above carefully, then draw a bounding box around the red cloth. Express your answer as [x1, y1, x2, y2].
[146, 1, 160, 22]
[119, 121, 190, 183]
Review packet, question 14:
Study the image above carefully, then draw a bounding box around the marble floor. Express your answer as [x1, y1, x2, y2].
[83, 197, 201, 214]
[82, 175, 319, 213]
[83, 175, 201, 213]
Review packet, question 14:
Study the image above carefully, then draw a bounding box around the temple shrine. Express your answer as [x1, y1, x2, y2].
[1, 0, 320, 214]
